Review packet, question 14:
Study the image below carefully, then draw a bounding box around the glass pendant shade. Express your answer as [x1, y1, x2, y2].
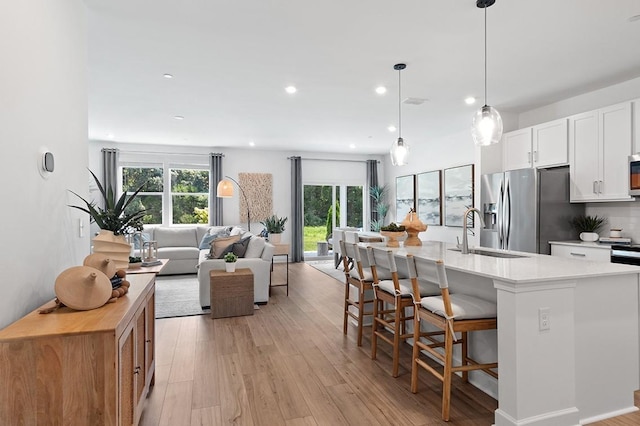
[390, 137, 409, 166]
[471, 104, 503, 146]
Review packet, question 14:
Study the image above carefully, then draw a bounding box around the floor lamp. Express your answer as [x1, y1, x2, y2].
[216, 175, 251, 231]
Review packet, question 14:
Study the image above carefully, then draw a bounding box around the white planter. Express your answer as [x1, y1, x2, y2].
[579, 232, 599, 242]
[225, 263, 236, 273]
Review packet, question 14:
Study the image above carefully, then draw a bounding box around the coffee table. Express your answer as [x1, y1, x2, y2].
[126, 259, 169, 275]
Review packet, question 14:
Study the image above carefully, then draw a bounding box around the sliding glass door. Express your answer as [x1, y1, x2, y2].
[303, 184, 363, 256]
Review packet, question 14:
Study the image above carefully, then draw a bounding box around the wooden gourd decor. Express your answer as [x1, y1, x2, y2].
[54, 266, 113, 310]
[401, 208, 427, 246]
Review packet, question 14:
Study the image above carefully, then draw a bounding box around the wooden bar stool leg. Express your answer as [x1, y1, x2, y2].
[392, 299, 402, 377]
[357, 285, 365, 346]
[442, 325, 454, 422]
[411, 314, 420, 393]
[461, 331, 469, 383]
[343, 280, 350, 336]
[371, 298, 380, 360]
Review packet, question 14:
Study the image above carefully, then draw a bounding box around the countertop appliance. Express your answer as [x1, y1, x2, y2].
[480, 166, 584, 255]
[611, 245, 640, 265]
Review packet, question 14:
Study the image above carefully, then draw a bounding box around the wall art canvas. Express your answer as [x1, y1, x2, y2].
[239, 172, 273, 223]
[416, 170, 441, 226]
[444, 164, 474, 227]
[395, 174, 415, 222]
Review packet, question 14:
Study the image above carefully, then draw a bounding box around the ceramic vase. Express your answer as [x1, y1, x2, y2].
[579, 232, 599, 242]
[92, 230, 132, 269]
[269, 233, 282, 244]
[225, 262, 236, 273]
[380, 231, 406, 248]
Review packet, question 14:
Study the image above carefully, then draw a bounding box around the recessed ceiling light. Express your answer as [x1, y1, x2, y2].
[173, 115, 184, 120]
[285, 86, 297, 94]
[465, 97, 477, 105]
[629, 14, 640, 23]
[163, 73, 174, 79]
[375, 86, 387, 95]
[349, 143, 356, 149]
[107, 133, 114, 139]
[388, 125, 397, 132]
[249, 141, 255, 147]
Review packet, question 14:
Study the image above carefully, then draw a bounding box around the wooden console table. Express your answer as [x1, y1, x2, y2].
[0, 273, 156, 426]
[210, 268, 254, 318]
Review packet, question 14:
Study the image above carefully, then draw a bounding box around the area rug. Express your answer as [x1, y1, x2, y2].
[306, 259, 345, 283]
[155, 275, 210, 319]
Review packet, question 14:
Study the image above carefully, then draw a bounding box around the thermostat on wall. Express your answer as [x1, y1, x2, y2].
[42, 152, 54, 172]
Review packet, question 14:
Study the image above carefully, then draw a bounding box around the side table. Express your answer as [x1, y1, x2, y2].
[210, 268, 254, 319]
[270, 243, 290, 296]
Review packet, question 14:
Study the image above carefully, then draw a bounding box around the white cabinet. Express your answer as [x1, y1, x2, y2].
[502, 119, 568, 171]
[633, 98, 640, 153]
[503, 128, 532, 170]
[569, 102, 633, 202]
[532, 118, 568, 167]
[550, 243, 611, 262]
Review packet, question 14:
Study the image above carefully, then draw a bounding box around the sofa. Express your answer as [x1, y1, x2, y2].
[142, 225, 211, 275]
[197, 228, 274, 307]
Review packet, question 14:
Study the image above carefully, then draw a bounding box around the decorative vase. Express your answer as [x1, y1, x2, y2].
[380, 231, 406, 248]
[225, 262, 236, 273]
[401, 209, 427, 247]
[579, 232, 599, 242]
[92, 230, 132, 269]
[269, 233, 282, 244]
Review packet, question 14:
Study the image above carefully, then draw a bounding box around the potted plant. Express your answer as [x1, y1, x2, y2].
[128, 256, 142, 270]
[370, 185, 390, 232]
[380, 223, 406, 248]
[570, 215, 606, 242]
[224, 252, 238, 272]
[69, 169, 147, 268]
[260, 214, 287, 244]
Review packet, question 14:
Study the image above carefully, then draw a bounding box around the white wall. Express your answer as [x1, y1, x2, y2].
[0, 2, 88, 328]
[89, 140, 383, 244]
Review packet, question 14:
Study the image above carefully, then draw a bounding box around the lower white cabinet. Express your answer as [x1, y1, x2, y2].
[550, 243, 611, 262]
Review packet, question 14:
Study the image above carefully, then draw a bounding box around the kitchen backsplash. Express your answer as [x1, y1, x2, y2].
[586, 201, 640, 243]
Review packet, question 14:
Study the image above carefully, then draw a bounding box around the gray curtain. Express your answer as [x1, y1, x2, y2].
[290, 156, 304, 262]
[366, 159, 379, 229]
[209, 153, 224, 226]
[102, 148, 119, 198]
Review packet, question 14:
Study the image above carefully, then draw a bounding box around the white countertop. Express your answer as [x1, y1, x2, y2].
[548, 240, 612, 250]
[362, 241, 639, 284]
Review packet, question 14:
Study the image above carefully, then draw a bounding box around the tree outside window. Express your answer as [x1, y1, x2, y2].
[171, 168, 209, 224]
[122, 167, 163, 224]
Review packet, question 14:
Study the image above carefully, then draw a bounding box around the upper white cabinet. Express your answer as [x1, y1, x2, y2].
[569, 102, 633, 202]
[633, 98, 640, 153]
[503, 118, 568, 171]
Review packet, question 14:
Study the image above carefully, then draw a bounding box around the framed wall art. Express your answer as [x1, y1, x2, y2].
[444, 164, 474, 227]
[395, 174, 415, 222]
[416, 170, 441, 226]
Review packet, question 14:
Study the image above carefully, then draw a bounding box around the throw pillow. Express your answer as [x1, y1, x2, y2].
[199, 228, 231, 249]
[219, 235, 252, 259]
[245, 236, 266, 258]
[230, 226, 245, 236]
[209, 235, 241, 258]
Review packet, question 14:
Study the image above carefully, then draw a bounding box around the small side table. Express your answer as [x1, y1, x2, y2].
[270, 243, 290, 296]
[210, 268, 254, 319]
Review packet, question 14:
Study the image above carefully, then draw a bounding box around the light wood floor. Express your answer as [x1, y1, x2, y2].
[140, 262, 640, 426]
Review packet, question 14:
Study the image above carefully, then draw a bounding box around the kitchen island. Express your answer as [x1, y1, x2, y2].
[367, 241, 640, 426]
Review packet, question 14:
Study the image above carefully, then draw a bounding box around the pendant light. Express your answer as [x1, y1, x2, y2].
[471, 0, 503, 146]
[390, 63, 409, 166]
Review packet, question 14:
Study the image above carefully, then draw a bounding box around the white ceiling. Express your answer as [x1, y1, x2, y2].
[86, 0, 640, 155]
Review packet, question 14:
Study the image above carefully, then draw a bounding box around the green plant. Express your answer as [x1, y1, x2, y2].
[224, 252, 238, 263]
[570, 215, 606, 233]
[380, 223, 405, 232]
[325, 202, 340, 240]
[370, 185, 390, 231]
[129, 256, 142, 263]
[69, 169, 147, 235]
[261, 214, 287, 233]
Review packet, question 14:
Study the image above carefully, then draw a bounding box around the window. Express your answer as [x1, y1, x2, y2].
[170, 168, 209, 224]
[121, 165, 209, 225]
[122, 167, 163, 224]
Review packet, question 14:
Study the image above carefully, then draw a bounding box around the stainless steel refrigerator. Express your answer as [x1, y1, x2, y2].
[479, 166, 584, 254]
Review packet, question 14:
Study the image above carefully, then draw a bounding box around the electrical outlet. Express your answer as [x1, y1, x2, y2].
[539, 307, 551, 331]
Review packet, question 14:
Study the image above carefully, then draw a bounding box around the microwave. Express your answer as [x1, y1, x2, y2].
[630, 154, 640, 196]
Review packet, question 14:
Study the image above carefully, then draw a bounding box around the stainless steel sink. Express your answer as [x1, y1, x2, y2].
[449, 248, 528, 259]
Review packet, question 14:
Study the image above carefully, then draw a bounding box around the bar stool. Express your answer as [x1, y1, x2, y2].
[367, 247, 439, 377]
[406, 254, 498, 421]
[340, 241, 375, 346]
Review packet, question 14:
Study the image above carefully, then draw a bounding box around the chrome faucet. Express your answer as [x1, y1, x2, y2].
[461, 207, 485, 254]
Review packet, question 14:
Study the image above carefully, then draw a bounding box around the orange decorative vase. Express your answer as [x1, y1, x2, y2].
[92, 230, 131, 269]
[401, 209, 427, 246]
